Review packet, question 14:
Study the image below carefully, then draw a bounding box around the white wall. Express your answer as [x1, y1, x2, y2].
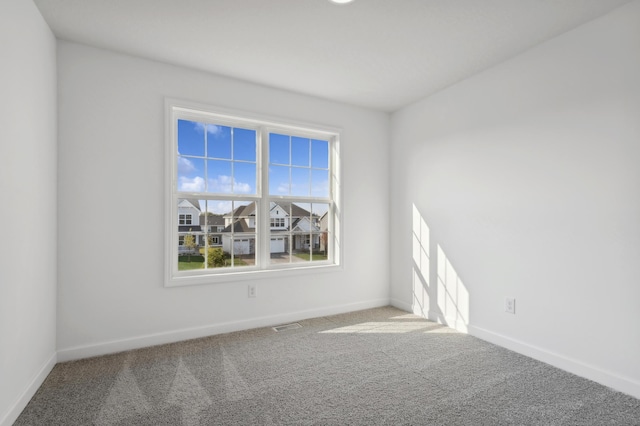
[0, 1, 57, 424]
[56, 41, 390, 359]
[390, 1, 640, 398]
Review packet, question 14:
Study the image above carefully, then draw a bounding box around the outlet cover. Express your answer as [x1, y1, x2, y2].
[248, 284, 257, 298]
[505, 297, 515, 314]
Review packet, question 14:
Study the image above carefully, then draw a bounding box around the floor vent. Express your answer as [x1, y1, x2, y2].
[272, 323, 302, 332]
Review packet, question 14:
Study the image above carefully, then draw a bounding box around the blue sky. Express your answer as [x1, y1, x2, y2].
[269, 133, 329, 197]
[177, 120, 256, 196]
[178, 120, 330, 214]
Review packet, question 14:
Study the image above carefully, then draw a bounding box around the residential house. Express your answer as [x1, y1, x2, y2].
[178, 199, 324, 256]
[177, 199, 225, 254]
[221, 202, 324, 255]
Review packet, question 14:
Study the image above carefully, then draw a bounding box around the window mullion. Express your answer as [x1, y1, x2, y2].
[259, 127, 270, 268]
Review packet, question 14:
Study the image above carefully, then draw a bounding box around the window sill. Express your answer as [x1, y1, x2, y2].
[165, 263, 343, 287]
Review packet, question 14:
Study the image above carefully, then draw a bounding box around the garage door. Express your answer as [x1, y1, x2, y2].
[270, 237, 285, 253]
[234, 239, 251, 255]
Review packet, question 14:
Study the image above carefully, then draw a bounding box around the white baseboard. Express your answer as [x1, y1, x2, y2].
[469, 325, 640, 400]
[0, 352, 57, 426]
[390, 300, 640, 399]
[57, 298, 390, 362]
[389, 298, 412, 312]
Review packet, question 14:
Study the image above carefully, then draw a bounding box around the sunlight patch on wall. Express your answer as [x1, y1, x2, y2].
[437, 245, 469, 332]
[411, 203, 470, 333]
[412, 204, 430, 318]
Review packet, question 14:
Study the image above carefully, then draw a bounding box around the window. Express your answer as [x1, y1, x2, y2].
[270, 218, 285, 228]
[179, 214, 192, 225]
[166, 100, 341, 286]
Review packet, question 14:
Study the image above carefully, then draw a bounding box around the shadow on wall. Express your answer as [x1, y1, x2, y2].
[412, 204, 469, 332]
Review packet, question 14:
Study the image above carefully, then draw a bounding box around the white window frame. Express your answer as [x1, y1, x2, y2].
[165, 99, 342, 287]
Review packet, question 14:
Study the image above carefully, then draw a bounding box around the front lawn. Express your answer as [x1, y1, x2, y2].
[178, 252, 249, 270]
[178, 255, 205, 270]
[293, 251, 328, 261]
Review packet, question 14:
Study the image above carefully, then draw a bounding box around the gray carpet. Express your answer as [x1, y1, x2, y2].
[15, 306, 640, 425]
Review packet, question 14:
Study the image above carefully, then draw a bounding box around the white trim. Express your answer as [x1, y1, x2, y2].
[390, 298, 412, 313]
[0, 352, 57, 426]
[167, 98, 342, 137]
[57, 298, 390, 362]
[397, 297, 640, 398]
[167, 262, 342, 286]
[469, 325, 640, 400]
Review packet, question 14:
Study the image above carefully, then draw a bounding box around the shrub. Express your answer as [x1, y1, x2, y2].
[207, 247, 226, 268]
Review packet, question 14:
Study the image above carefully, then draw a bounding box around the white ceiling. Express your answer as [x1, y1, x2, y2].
[34, 0, 632, 112]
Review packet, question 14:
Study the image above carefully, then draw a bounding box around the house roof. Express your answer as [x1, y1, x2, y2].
[222, 219, 252, 233]
[199, 214, 225, 226]
[225, 203, 256, 218]
[224, 202, 315, 219]
[291, 216, 320, 233]
[270, 202, 314, 219]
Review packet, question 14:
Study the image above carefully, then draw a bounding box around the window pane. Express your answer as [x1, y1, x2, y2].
[228, 236, 255, 267]
[311, 169, 329, 198]
[270, 202, 290, 265]
[177, 198, 204, 271]
[213, 201, 257, 268]
[291, 168, 310, 197]
[270, 133, 289, 165]
[207, 125, 231, 159]
[177, 232, 204, 270]
[233, 128, 256, 162]
[270, 236, 290, 264]
[178, 119, 205, 157]
[311, 203, 329, 222]
[206, 160, 232, 193]
[311, 233, 329, 261]
[291, 233, 311, 263]
[311, 203, 329, 262]
[234, 161, 256, 194]
[269, 165, 290, 195]
[279, 201, 327, 264]
[177, 157, 205, 192]
[292, 202, 311, 225]
[200, 200, 225, 254]
[311, 139, 329, 169]
[291, 136, 309, 167]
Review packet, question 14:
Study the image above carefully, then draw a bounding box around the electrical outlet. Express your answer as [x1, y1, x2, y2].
[505, 297, 515, 314]
[248, 284, 257, 298]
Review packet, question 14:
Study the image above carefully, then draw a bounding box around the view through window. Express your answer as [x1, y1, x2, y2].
[167, 103, 340, 285]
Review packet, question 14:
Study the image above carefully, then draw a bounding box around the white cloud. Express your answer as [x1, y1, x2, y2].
[177, 156, 196, 174]
[178, 175, 251, 194]
[178, 176, 205, 192]
[277, 183, 290, 194]
[206, 201, 233, 215]
[311, 180, 329, 197]
[277, 181, 313, 196]
[209, 175, 251, 193]
[194, 123, 222, 136]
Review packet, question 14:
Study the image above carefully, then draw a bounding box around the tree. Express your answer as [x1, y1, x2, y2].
[183, 229, 196, 262]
